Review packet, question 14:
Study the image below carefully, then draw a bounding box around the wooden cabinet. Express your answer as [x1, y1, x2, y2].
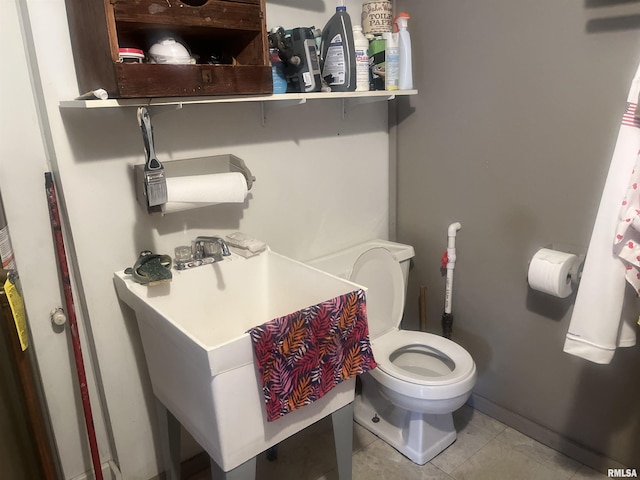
[64, 0, 272, 98]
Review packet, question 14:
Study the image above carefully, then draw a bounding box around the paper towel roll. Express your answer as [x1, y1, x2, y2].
[163, 172, 248, 214]
[527, 248, 578, 298]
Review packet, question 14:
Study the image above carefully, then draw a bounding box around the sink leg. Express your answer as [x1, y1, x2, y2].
[266, 445, 278, 461]
[155, 398, 181, 480]
[332, 402, 354, 480]
[210, 456, 256, 480]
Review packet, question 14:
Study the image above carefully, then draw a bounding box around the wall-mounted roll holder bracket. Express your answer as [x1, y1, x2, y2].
[542, 243, 586, 286]
[527, 243, 586, 300]
[134, 154, 255, 215]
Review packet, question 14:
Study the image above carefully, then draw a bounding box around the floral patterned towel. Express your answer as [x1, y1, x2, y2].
[614, 143, 640, 296]
[247, 289, 377, 422]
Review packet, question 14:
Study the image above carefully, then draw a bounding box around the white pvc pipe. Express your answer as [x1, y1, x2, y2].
[444, 222, 462, 314]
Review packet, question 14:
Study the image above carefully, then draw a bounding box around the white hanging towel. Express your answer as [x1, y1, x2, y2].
[564, 61, 640, 364]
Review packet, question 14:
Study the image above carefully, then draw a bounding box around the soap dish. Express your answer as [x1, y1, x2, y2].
[225, 232, 267, 258]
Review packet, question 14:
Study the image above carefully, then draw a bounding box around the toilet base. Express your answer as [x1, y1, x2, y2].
[354, 376, 457, 465]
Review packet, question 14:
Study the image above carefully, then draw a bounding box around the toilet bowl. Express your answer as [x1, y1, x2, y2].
[306, 240, 477, 465]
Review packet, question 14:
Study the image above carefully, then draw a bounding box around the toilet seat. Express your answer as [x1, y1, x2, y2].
[369, 330, 476, 402]
[349, 247, 405, 338]
[372, 330, 475, 387]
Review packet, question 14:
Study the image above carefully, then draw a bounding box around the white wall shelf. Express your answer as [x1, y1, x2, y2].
[59, 90, 418, 110]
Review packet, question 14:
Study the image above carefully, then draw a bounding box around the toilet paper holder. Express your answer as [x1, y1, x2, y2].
[133, 154, 255, 214]
[527, 243, 586, 298]
[542, 243, 585, 286]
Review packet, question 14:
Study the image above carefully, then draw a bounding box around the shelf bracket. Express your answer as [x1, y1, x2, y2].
[342, 94, 396, 120]
[260, 98, 308, 126]
[147, 102, 184, 119]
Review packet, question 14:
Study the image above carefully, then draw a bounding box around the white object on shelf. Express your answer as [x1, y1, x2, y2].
[382, 31, 399, 91]
[353, 25, 370, 92]
[395, 12, 413, 91]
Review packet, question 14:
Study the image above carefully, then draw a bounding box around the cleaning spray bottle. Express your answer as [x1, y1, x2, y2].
[352, 25, 370, 91]
[382, 30, 399, 91]
[394, 12, 413, 90]
[320, 0, 357, 91]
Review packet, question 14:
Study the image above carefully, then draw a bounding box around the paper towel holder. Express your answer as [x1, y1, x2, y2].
[133, 154, 255, 214]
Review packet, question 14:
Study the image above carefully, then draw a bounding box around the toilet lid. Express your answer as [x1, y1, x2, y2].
[349, 247, 405, 338]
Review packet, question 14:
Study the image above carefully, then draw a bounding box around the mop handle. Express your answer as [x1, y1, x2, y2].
[45, 173, 103, 480]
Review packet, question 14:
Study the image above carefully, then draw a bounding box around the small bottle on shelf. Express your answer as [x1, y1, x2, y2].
[353, 25, 370, 92]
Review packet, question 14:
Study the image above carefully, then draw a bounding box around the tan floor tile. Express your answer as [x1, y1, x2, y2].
[495, 427, 581, 478]
[185, 409, 596, 480]
[453, 404, 507, 436]
[320, 439, 455, 480]
[430, 420, 499, 474]
[450, 439, 572, 480]
[353, 421, 379, 452]
[255, 416, 375, 480]
[570, 464, 612, 480]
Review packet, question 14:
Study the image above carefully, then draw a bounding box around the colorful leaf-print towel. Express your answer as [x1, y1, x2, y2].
[247, 289, 377, 422]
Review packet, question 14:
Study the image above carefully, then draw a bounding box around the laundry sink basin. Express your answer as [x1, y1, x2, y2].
[113, 248, 364, 472]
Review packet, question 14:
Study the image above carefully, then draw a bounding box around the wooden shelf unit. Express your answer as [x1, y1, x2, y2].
[64, 0, 272, 98]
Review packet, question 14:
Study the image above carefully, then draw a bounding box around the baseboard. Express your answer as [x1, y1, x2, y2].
[468, 393, 628, 473]
[70, 460, 122, 480]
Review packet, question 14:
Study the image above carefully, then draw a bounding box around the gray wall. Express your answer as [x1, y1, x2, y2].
[395, 0, 640, 469]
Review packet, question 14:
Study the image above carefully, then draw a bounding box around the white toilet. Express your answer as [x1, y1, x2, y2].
[307, 239, 477, 465]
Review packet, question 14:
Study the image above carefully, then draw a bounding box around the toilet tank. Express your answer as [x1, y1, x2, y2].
[305, 239, 415, 293]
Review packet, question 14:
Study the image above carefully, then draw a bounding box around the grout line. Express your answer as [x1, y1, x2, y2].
[429, 461, 454, 479]
[446, 441, 492, 480]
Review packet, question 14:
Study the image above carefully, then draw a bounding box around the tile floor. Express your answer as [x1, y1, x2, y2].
[189, 405, 610, 480]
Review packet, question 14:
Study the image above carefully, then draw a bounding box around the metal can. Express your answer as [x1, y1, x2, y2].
[118, 47, 145, 63]
[361, 0, 393, 36]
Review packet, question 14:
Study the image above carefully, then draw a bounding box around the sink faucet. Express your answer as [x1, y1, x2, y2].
[174, 236, 231, 270]
[193, 236, 231, 262]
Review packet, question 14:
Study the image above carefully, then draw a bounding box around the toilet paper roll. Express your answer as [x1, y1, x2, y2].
[163, 172, 248, 214]
[527, 248, 578, 298]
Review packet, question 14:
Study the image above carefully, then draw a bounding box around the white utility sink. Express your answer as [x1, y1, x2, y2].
[114, 248, 364, 476]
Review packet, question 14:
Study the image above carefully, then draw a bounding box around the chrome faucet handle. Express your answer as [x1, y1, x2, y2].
[193, 236, 231, 261]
